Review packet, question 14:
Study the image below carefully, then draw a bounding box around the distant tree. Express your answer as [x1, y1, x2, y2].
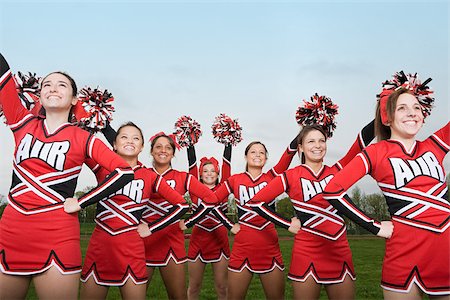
[276, 197, 294, 220]
[0, 195, 6, 217]
[225, 196, 237, 222]
[365, 193, 390, 221]
[345, 187, 364, 234]
[76, 186, 97, 223]
[344, 186, 390, 235]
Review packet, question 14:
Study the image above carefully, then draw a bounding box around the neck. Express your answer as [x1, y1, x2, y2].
[247, 166, 262, 178]
[123, 156, 139, 168]
[154, 162, 171, 174]
[389, 134, 416, 151]
[305, 160, 323, 173]
[44, 112, 69, 133]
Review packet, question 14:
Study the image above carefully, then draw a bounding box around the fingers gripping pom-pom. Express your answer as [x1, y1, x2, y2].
[173, 115, 202, 147]
[74, 87, 115, 132]
[295, 93, 339, 138]
[1, 72, 42, 123]
[377, 71, 434, 118]
[14, 71, 42, 111]
[211, 113, 243, 146]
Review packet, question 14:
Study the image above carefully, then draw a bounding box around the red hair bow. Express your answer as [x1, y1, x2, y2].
[379, 89, 393, 125]
[199, 157, 219, 175]
[149, 131, 181, 150]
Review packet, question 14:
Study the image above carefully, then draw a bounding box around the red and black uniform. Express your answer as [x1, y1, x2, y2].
[187, 145, 234, 263]
[81, 161, 187, 286]
[249, 121, 374, 283]
[214, 141, 297, 273]
[0, 54, 134, 275]
[142, 168, 218, 267]
[324, 122, 450, 296]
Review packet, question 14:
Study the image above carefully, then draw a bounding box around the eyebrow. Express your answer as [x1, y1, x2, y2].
[42, 80, 68, 85]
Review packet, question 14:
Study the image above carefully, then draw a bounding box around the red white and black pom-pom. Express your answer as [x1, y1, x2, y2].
[173, 115, 202, 147]
[295, 93, 339, 138]
[14, 71, 42, 111]
[378, 71, 434, 118]
[211, 113, 243, 146]
[73, 87, 115, 132]
[1, 72, 42, 123]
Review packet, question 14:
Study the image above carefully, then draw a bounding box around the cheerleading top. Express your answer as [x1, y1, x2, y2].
[87, 160, 188, 235]
[215, 140, 298, 229]
[187, 144, 233, 230]
[248, 120, 375, 239]
[323, 122, 449, 235]
[0, 53, 134, 215]
[141, 167, 219, 227]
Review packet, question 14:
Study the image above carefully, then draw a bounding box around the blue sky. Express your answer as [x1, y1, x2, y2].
[0, 0, 448, 198]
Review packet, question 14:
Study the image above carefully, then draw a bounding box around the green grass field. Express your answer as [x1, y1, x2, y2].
[25, 224, 386, 299]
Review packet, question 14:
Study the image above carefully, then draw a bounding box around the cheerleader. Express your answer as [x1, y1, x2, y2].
[247, 94, 375, 300]
[323, 73, 450, 299]
[172, 114, 238, 300]
[214, 137, 300, 300]
[79, 122, 189, 300]
[185, 145, 236, 300]
[141, 132, 219, 300]
[0, 53, 134, 299]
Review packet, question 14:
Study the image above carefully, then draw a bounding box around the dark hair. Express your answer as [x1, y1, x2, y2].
[244, 141, 268, 171]
[375, 87, 414, 141]
[297, 125, 327, 164]
[115, 122, 144, 148]
[39, 71, 78, 121]
[150, 134, 177, 155]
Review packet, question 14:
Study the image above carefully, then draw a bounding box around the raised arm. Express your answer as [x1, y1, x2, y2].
[101, 122, 117, 147]
[220, 144, 232, 182]
[271, 134, 299, 176]
[187, 145, 199, 179]
[430, 121, 450, 150]
[337, 119, 375, 168]
[0, 53, 32, 127]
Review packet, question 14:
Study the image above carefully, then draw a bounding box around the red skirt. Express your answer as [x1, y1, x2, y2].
[0, 205, 81, 275]
[143, 223, 187, 266]
[188, 225, 230, 263]
[288, 229, 355, 283]
[381, 219, 450, 296]
[81, 226, 147, 286]
[228, 224, 284, 274]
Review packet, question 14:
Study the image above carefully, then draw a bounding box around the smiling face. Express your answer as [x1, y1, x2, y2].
[245, 143, 267, 169]
[114, 125, 144, 159]
[201, 163, 219, 186]
[389, 92, 424, 141]
[298, 129, 327, 165]
[150, 136, 175, 167]
[40, 72, 77, 114]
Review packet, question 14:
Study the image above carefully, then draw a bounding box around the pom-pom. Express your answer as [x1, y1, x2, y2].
[1, 72, 42, 123]
[173, 115, 202, 147]
[211, 113, 243, 146]
[295, 93, 339, 138]
[378, 71, 434, 118]
[14, 71, 42, 111]
[74, 87, 115, 132]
